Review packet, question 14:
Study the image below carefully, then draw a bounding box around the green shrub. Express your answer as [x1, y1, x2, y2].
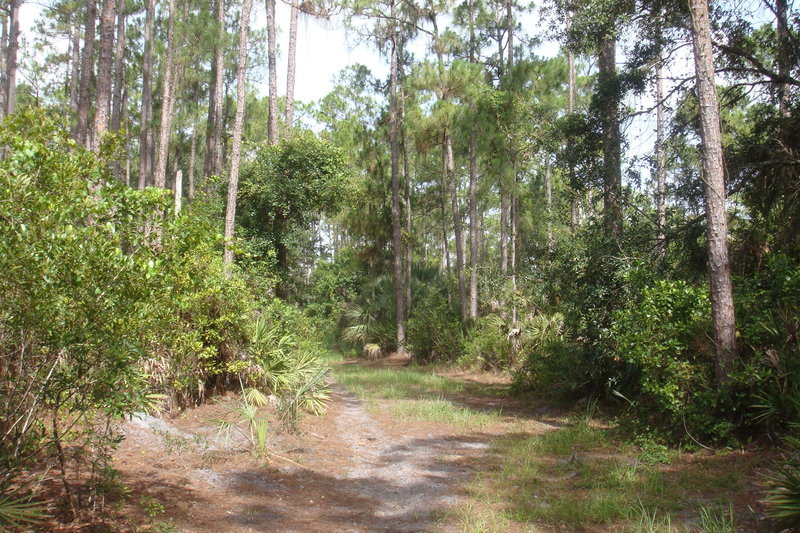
[737, 254, 800, 434]
[462, 315, 512, 369]
[407, 289, 463, 362]
[0, 110, 167, 517]
[610, 280, 729, 441]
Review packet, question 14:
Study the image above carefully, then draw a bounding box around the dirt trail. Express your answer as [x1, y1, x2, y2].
[113, 370, 493, 532]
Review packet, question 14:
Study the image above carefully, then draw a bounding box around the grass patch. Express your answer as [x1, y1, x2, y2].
[391, 398, 500, 430]
[456, 419, 752, 532]
[334, 364, 471, 400]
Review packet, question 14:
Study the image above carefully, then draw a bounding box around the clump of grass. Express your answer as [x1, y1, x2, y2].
[391, 398, 499, 429]
[453, 415, 753, 532]
[625, 505, 677, 533]
[335, 366, 467, 399]
[698, 502, 736, 532]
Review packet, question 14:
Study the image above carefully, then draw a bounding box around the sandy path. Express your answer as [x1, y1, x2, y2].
[114, 378, 489, 532]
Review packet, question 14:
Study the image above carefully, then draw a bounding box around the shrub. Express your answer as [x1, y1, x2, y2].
[609, 280, 732, 442]
[0, 110, 165, 519]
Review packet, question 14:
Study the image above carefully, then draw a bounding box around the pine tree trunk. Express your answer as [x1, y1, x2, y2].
[510, 161, 518, 324]
[154, 0, 177, 189]
[5, 0, 20, 117]
[500, 183, 508, 275]
[92, 0, 116, 152]
[110, 2, 126, 133]
[402, 108, 412, 313]
[467, 0, 479, 321]
[655, 58, 667, 256]
[689, 0, 737, 385]
[284, 1, 299, 133]
[390, 33, 406, 354]
[188, 123, 197, 199]
[265, 0, 279, 144]
[69, 15, 80, 113]
[204, 0, 224, 178]
[567, 24, 579, 232]
[174, 169, 183, 213]
[445, 131, 467, 320]
[138, 0, 155, 189]
[0, 10, 7, 120]
[546, 155, 553, 251]
[776, 0, 790, 116]
[599, 34, 622, 237]
[75, 0, 97, 146]
[223, 0, 253, 269]
[468, 132, 479, 320]
[505, 0, 513, 70]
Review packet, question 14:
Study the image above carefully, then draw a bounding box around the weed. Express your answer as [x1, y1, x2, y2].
[698, 502, 736, 532]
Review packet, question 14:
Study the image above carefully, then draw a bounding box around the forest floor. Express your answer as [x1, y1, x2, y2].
[89, 354, 772, 532]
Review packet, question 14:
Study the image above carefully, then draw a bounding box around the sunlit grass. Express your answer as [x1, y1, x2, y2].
[391, 398, 500, 430]
[455, 420, 748, 532]
[334, 364, 468, 399]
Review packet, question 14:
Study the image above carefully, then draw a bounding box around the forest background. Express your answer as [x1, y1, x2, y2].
[0, 0, 799, 528]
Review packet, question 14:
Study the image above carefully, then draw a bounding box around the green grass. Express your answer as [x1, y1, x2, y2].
[457, 420, 749, 532]
[334, 364, 470, 399]
[335, 362, 505, 430]
[391, 398, 500, 429]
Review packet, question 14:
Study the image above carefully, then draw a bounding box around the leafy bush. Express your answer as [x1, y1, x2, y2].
[406, 286, 463, 362]
[0, 110, 166, 519]
[609, 280, 731, 442]
[0, 110, 254, 523]
[461, 315, 513, 369]
[737, 254, 800, 434]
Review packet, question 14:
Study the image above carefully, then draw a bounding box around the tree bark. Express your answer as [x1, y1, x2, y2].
[390, 32, 406, 354]
[655, 58, 667, 256]
[401, 103, 412, 313]
[92, 0, 117, 152]
[500, 182, 508, 275]
[68, 14, 81, 113]
[689, 0, 737, 385]
[154, 0, 177, 189]
[4, 0, 20, 117]
[445, 131, 467, 320]
[188, 123, 197, 199]
[110, 2, 126, 133]
[138, 0, 155, 189]
[223, 0, 253, 270]
[510, 161, 518, 324]
[265, 0, 279, 144]
[545, 155, 553, 251]
[204, 0, 224, 178]
[598, 34, 622, 237]
[284, 1, 299, 133]
[0, 9, 8, 120]
[468, 132, 479, 320]
[174, 169, 183, 213]
[776, 0, 790, 116]
[75, 0, 97, 146]
[567, 15, 579, 231]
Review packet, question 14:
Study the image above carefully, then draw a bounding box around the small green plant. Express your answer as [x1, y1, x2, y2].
[0, 487, 46, 529]
[140, 495, 166, 518]
[697, 502, 736, 532]
[214, 384, 270, 456]
[625, 505, 676, 533]
[765, 436, 800, 529]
